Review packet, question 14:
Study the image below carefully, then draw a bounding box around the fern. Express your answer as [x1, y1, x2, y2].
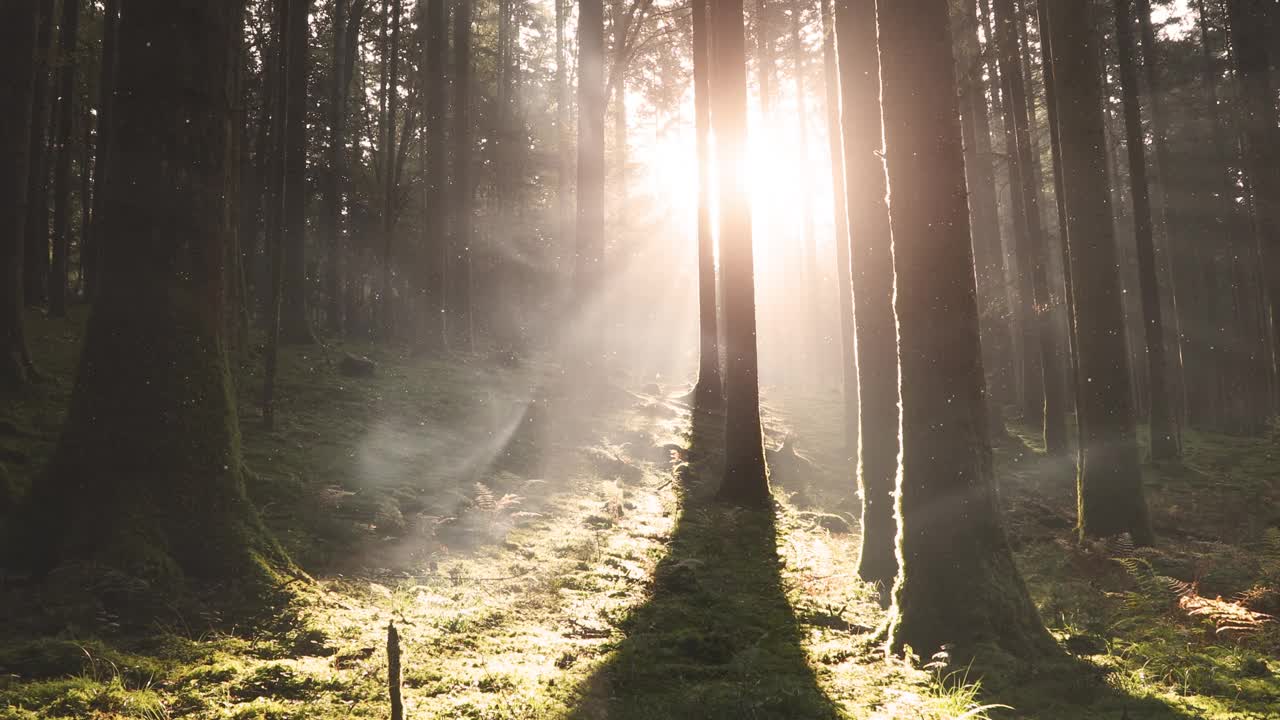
[1112, 549, 1191, 612]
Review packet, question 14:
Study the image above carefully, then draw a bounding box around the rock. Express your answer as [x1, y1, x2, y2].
[339, 353, 376, 377]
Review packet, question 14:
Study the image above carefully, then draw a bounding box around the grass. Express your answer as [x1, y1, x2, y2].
[2, 309, 1279, 718]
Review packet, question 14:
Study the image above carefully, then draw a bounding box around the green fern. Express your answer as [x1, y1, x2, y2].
[1113, 553, 1192, 612]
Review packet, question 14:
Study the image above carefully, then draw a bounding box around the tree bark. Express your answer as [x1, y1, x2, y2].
[85, 0, 119, 302]
[422, 0, 447, 349]
[1, 0, 41, 386]
[1045, 0, 1152, 544]
[879, 0, 1055, 660]
[281, 0, 315, 344]
[450, 0, 475, 351]
[23, 0, 55, 309]
[1114, 0, 1179, 460]
[713, 0, 769, 507]
[834, 0, 898, 593]
[48, 0, 82, 318]
[692, 0, 722, 407]
[26, 0, 290, 601]
[821, 0, 857, 455]
[575, 0, 606, 318]
[381, 0, 402, 337]
[324, 0, 350, 334]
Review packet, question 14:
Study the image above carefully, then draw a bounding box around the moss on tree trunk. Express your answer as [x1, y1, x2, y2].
[24, 0, 290, 606]
[879, 0, 1056, 659]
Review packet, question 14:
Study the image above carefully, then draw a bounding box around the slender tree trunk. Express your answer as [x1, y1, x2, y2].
[281, 0, 315, 344]
[556, 0, 571, 252]
[49, 0, 82, 319]
[993, 0, 1065, 453]
[1113, 0, 1178, 460]
[713, 0, 769, 507]
[791, 0, 818, 363]
[835, 0, 898, 594]
[381, 0, 402, 337]
[423, 0, 447, 349]
[755, 0, 775, 114]
[692, 0, 722, 407]
[451, 0, 475, 351]
[575, 0, 606, 316]
[325, 0, 350, 334]
[821, 0, 857, 455]
[27, 0, 290, 597]
[1, 0, 41, 386]
[612, 0, 629, 211]
[85, 0, 119, 302]
[881, 0, 1055, 660]
[23, 0, 54, 309]
[264, 0, 290, 430]
[1045, 0, 1152, 544]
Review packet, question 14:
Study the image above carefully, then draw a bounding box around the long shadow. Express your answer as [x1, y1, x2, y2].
[568, 402, 842, 720]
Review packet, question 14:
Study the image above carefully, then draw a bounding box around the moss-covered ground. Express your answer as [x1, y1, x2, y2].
[2, 309, 1279, 718]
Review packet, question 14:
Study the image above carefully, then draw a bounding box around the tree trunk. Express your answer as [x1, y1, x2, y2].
[556, 0, 571, 253]
[325, 0, 350, 335]
[381, 0, 402, 338]
[1045, 0, 1152, 544]
[1, 0, 41, 386]
[422, 0, 447, 349]
[26, 0, 290, 600]
[575, 0, 606, 316]
[821, 0, 857, 456]
[993, 0, 1066, 453]
[451, 0, 475, 351]
[612, 0, 630, 211]
[713, 0, 769, 507]
[880, 0, 1055, 660]
[281, 0, 315, 344]
[23, 0, 54, 309]
[85, 0, 119, 302]
[1113, 0, 1179, 460]
[834, 0, 898, 593]
[48, 0, 81, 318]
[692, 0, 722, 407]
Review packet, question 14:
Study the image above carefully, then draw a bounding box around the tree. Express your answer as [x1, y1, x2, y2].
[23, 0, 55, 309]
[1113, 0, 1179, 460]
[992, 0, 1066, 454]
[85, 0, 120, 302]
[48, 0, 82, 319]
[879, 0, 1055, 659]
[1, 0, 42, 386]
[834, 0, 897, 592]
[692, 0, 722, 408]
[420, 0, 447, 348]
[713, 0, 769, 507]
[324, 0, 368, 335]
[820, 0, 857, 456]
[1044, 0, 1152, 544]
[576, 0, 606, 320]
[280, 0, 315, 344]
[380, 0, 403, 337]
[26, 0, 290, 599]
[451, 0, 475, 351]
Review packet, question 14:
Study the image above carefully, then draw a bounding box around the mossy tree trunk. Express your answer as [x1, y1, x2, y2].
[1, 0, 41, 387]
[27, 0, 290, 601]
[1044, 0, 1152, 545]
[834, 0, 898, 592]
[880, 0, 1056, 660]
[692, 0, 723, 408]
[712, 0, 770, 507]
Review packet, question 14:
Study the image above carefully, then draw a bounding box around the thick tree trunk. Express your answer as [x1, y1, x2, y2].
[1045, 0, 1152, 544]
[281, 0, 315, 344]
[880, 0, 1055, 660]
[712, 0, 769, 507]
[48, 0, 81, 318]
[1114, 0, 1179, 460]
[834, 0, 898, 593]
[23, 0, 55, 309]
[27, 0, 290, 601]
[692, 0, 722, 407]
[821, 0, 857, 455]
[451, 0, 475, 351]
[1, 0, 41, 386]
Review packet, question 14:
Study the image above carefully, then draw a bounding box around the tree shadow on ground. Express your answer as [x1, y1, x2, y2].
[567, 402, 842, 720]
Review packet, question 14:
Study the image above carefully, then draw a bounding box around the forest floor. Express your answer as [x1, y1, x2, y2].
[2, 309, 1280, 719]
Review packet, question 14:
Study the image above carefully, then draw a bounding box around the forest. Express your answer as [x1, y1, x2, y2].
[2, 0, 1280, 717]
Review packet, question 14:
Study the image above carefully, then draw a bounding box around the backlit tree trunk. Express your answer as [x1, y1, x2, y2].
[713, 0, 769, 507]
[880, 0, 1055, 659]
[834, 0, 898, 593]
[692, 0, 722, 407]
